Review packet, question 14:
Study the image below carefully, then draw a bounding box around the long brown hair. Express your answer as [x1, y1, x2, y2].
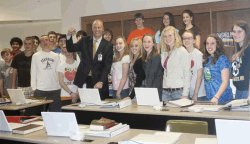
[142, 34, 158, 61]
[113, 36, 130, 62]
[233, 20, 250, 57]
[204, 34, 225, 64]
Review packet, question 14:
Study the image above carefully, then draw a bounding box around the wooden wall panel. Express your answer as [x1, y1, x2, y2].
[80, 1, 250, 57]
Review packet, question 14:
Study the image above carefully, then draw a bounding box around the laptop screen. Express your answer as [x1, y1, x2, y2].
[41, 112, 79, 137]
[135, 88, 161, 106]
[78, 88, 102, 105]
[215, 119, 250, 144]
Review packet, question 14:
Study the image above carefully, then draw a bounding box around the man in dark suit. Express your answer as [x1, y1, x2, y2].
[66, 19, 113, 100]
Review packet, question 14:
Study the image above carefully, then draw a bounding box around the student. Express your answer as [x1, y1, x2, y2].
[179, 9, 201, 49]
[128, 38, 145, 99]
[11, 37, 35, 97]
[142, 34, 163, 99]
[10, 37, 23, 57]
[76, 30, 87, 41]
[103, 29, 113, 42]
[111, 36, 130, 99]
[32, 36, 41, 52]
[160, 26, 191, 101]
[127, 13, 155, 45]
[182, 30, 206, 101]
[203, 34, 233, 104]
[48, 31, 61, 54]
[155, 12, 177, 52]
[58, 35, 80, 63]
[57, 37, 79, 103]
[0, 49, 13, 96]
[31, 35, 61, 111]
[231, 20, 250, 99]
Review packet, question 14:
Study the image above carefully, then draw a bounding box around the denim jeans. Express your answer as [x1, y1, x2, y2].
[113, 88, 130, 99]
[235, 90, 249, 99]
[162, 89, 183, 101]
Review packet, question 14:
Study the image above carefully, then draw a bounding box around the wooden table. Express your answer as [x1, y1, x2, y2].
[0, 128, 215, 144]
[0, 100, 53, 116]
[62, 104, 250, 134]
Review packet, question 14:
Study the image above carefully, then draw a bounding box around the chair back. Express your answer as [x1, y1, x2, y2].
[166, 120, 208, 134]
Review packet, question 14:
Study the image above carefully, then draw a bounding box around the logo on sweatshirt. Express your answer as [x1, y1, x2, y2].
[41, 58, 54, 70]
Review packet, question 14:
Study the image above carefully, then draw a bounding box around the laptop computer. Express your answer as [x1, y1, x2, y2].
[7, 89, 39, 105]
[0, 110, 26, 132]
[41, 112, 80, 137]
[215, 119, 250, 144]
[135, 88, 161, 106]
[78, 88, 104, 105]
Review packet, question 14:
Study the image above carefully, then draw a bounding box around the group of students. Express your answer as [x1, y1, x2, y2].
[0, 31, 87, 111]
[0, 9, 249, 112]
[109, 10, 250, 105]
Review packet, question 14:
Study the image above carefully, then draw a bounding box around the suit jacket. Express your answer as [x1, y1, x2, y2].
[66, 36, 113, 93]
[143, 55, 163, 99]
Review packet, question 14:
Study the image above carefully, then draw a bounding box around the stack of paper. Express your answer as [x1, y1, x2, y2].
[100, 97, 132, 109]
[129, 132, 182, 144]
[168, 98, 194, 107]
[188, 105, 224, 112]
[84, 123, 129, 138]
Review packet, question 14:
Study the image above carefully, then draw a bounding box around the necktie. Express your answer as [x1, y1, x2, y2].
[93, 40, 97, 58]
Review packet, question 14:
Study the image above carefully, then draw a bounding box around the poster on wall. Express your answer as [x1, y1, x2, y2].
[216, 31, 234, 47]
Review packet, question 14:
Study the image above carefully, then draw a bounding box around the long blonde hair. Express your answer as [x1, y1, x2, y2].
[129, 38, 142, 64]
[160, 26, 182, 52]
[113, 36, 130, 62]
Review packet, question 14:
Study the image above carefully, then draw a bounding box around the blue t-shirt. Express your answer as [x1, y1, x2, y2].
[203, 55, 233, 104]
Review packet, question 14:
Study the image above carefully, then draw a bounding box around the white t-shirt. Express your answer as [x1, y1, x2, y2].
[57, 60, 80, 97]
[189, 48, 206, 97]
[31, 50, 60, 91]
[111, 55, 130, 90]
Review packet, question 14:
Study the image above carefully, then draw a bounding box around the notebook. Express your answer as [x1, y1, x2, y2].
[7, 89, 39, 105]
[135, 88, 161, 106]
[0, 110, 26, 132]
[41, 112, 80, 137]
[78, 88, 104, 105]
[215, 119, 250, 144]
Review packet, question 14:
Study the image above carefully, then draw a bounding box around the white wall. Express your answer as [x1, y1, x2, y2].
[0, 21, 61, 49]
[0, 0, 61, 21]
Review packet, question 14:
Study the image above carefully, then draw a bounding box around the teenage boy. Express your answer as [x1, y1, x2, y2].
[31, 35, 61, 111]
[11, 37, 35, 97]
[10, 37, 23, 57]
[0, 49, 14, 96]
[127, 13, 155, 44]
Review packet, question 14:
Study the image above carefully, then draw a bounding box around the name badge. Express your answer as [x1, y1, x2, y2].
[98, 54, 102, 61]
